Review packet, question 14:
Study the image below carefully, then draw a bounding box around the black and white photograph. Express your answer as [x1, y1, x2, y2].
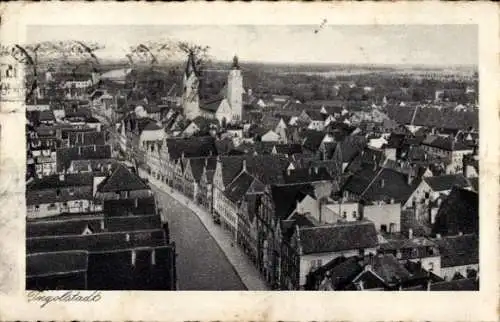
[21, 23, 481, 292]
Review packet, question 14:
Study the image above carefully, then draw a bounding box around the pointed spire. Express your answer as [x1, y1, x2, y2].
[232, 55, 240, 70]
[185, 51, 198, 77]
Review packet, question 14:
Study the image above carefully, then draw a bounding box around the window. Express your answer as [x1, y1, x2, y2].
[352, 211, 357, 219]
[342, 211, 347, 219]
[381, 224, 387, 233]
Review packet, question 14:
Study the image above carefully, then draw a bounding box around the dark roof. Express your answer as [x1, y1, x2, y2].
[433, 234, 478, 268]
[429, 278, 479, 291]
[27, 187, 94, 205]
[424, 174, 470, 192]
[201, 96, 224, 112]
[27, 217, 104, 238]
[142, 121, 162, 131]
[422, 136, 471, 151]
[468, 177, 479, 192]
[343, 166, 415, 204]
[103, 197, 156, 217]
[26, 251, 88, 277]
[27, 173, 94, 190]
[39, 110, 55, 121]
[304, 110, 326, 121]
[68, 131, 106, 147]
[97, 165, 149, 193]
[432, 187, 479, 236]
[302, 129, 326, 152]
[386, 105, 478, 130]
[271, 184, 315, 221]
[166, 136, 217, 161]
[273, 144, 303, 155]
[299, 221, 378, 254]
[283, 167, 333, 184]
[224, 171, 255, 204]
[219, 155, 290, 187]
[57, 145, 112, 172]
[27, 229, 167, 253]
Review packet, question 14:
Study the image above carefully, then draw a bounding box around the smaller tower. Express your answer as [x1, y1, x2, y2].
[227, 55, 243, 123]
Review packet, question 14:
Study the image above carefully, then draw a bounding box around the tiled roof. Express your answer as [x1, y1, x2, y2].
[299, 221, 378, 254]
[27, 217, 104, 237]
[97, 165, 149, 193]
[433, 234, 478, 268]
[220, 155, 290, 187]
[224, 171, 255, 204]
[27, 173, 94, 190]
[424, 174, 470, 192]
[302, 129, 326, 152]
[189, 157, 207, 183]
[385, 105, 478, 130]
[57, 145, 112, 172]
[166, 136, 217, 161]
[26, 251, 88, 277]
[27, 187, 94, 205]
[105, 214, 161, 232]
[27, 229, 167, 253]
[39, 110, 55, 121]
[432, 187, 479, 236]
[304, 110, 326, 121]
[271, 183, 315, 221]
[283, 167, 333, 184]
[429, 278, 479, 291]
[274, 144, 303, 155]
[343, 166, 415, 204]
[422, 135, 471, 151]
[103, 197, 156, 216]
[201, 96, 224, 112]
[68, 131, 106, 147]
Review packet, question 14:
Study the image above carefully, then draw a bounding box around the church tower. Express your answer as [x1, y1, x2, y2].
[182, 52, 201, 120]
[227, 55, 243, 123]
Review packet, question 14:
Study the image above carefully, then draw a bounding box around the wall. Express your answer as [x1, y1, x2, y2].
[296, 195, 319, 219]
[363, 203, 401, 233]
[321, 202, 359, 223]
[440, 264, 479, 281]
[409, 256, 442, 277]
[140, 129, 165, 146]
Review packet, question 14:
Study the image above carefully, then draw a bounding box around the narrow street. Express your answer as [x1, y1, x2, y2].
[152, 184, 246, 290]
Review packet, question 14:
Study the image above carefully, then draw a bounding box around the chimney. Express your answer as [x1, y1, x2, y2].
[296, 200, 301, 214]
[78, 146, 81, 155]
[93, 144, 96, 152]
[426, 278, 432, 291]
[314, 167, 319, 174]
[131, 249, 136, 267]
[59, 173, 65, 181]
[436, 233, 441, 239]
[134, 198, 138, 208]
[458, 231, 463, 236]
[380, 179, 385, 188]
[151, 249, 156, 266]
[408, 228, 413, 239]
[287, 168, 291, 176]
[242, 159, 247, 172]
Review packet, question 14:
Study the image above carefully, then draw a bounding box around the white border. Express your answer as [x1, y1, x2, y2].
[0, 2, 498, 321]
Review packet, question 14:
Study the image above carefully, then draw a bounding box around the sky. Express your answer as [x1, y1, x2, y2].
[27, 25, 477, 66]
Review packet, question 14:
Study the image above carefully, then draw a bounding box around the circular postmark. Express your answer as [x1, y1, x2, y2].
[0, 44, 35, 104]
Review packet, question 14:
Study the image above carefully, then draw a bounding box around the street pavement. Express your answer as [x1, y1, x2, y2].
[148, 176, 270, 291]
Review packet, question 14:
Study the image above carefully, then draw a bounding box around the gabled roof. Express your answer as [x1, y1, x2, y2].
[225, 171, 255, 204]
[68, 131, 106, 147]
[424, 174, 470, 192]
[432, 187, 479, 236]
[57, 145, 112, 172]
[302, 129, 326, 152]
[422, 135, 471, 151]
[201, 96, 224, 112]
[166, 136, 217, 161]
[142, 121, 162, 132]
[27, 173, 94, 190]
[271, 183, 315, 221]
[97, 164, 149, 193]
[299, 221, 378, 254]
[304, 110, 326, 121]
[283, 167, 333, 184]
[433, 234, 478, 268]
[220, 155, 290, 186]
[27, 251, 88, 277]
[346, 166, 416, 204]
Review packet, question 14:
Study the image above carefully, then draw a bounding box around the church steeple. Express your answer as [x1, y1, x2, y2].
[185, 51, 198, 77]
